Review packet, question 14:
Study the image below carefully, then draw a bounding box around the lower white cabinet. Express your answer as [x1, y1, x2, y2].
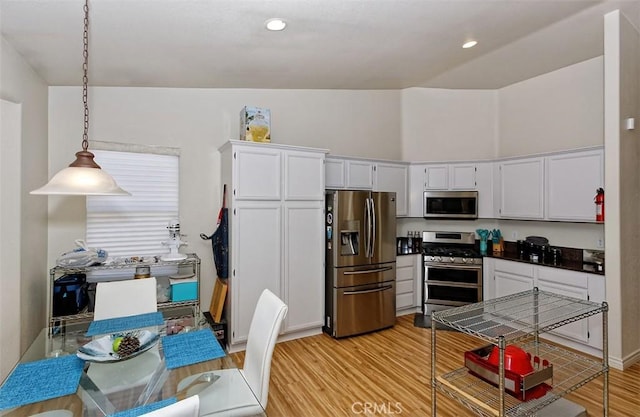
[232, 202, 283, 342]
[396, 254, 421, 315]
[283, 202, 325, 333]
[486, 258, 605, 354]
[491, 259, 534, 299]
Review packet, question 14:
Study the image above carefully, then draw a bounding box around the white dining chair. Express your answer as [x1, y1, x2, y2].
[177, 289, 288, 416]
[93, 277, 158, 320]
[140, 395, 200, 417]
[88, 277, 160, 394]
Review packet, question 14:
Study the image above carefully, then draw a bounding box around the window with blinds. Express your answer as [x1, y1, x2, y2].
[86, 149, 179, 259]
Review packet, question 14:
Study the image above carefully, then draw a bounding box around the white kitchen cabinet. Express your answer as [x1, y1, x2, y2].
[499, 157, 545, 219]
[489, 257, 606, 355]
[284, 150, 325, 200]
[325, 157, 374, 190]
[424, 165, 449, 189]
[233, 146, 281, 200]
[325, 157, 345, 189]
[347, 159, 375, 190]
[396, 254, 421, 314]
[232, 202, 282, 343]
[220, 141, 328, 348]
[449, 163, 477, 189]
[475, 161, 495, 218]
[326, 156, 408, 216]
[374, 162, 409, 216]
[546, 148, 603, 222]
[283, 202, 325, 333]
[420, 163, 477, 190]
[537, 267, 589, 344]
[493, 259, 535, 298]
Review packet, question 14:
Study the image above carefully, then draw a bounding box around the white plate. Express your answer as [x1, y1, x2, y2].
[77, 330, 159, 363]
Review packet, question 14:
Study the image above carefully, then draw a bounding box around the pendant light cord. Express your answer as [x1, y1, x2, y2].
[82, 0, 90, 153]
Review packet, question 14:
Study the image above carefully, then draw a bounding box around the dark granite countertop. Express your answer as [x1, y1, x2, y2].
[486, 251, 605, 276]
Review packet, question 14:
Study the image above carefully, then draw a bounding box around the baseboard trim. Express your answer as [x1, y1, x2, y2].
[609, 347, 640, 370]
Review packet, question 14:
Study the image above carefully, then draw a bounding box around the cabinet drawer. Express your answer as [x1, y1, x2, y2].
[537, 266, 588, 288]
[494, 259, 534, 277]
[397, 255, 416, 268]
[397, 266, 413, 281]
[397, 279, 414, 295]
[396, 292, 414, 309]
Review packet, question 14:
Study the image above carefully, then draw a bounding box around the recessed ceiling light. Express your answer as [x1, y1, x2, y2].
[462, 40, 478, 49]
[265, 18, 287, 31]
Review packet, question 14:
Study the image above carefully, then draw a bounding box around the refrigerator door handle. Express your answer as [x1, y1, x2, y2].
[343, 266, 393, 275]
[365, 197, 371, 257]
[370, 197, 376, 258]
[343, 285, 393, 296]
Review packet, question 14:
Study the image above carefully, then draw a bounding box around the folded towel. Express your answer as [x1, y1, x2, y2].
[162, 329, 225, 369]
[86, 312, 164, 336]
[0, 355, 85, 410]
[108, 397, 177, 417]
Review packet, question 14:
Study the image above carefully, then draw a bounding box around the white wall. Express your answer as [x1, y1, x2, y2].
[401, 88, 498, 161]
[498, 56, 604, 157]
[47, 87, 401, 307]
[0, 37, 49, 363]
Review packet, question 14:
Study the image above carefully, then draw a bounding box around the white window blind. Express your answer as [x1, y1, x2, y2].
[86, 150, 179, 259]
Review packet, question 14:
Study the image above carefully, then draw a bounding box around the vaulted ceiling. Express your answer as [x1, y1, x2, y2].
[2, 0, 639, 89]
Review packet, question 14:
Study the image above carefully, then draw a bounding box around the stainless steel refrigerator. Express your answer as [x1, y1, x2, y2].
[324, 190, 397, 338]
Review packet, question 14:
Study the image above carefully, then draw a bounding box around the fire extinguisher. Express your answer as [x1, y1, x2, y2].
[595, 188, 605, 222]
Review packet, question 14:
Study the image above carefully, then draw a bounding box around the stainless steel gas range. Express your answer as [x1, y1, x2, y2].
[422, 231, 483, 312]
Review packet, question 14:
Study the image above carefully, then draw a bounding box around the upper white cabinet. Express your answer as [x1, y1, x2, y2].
[499, 157, 545, 219]
[325, 158, 345, 189]
[325, 156, 374, 190]
[284, 150, 326, 201]
[347, 159, 375, 189]
[374, 162, 409, 216]
[450, 164, 478, 189]
[498, 147, 603, 222]
[325, 156, 408, 216]
[475, 162, 495, 218]
[234, 146, 282, 200]
[421, 163, 477, 190]
[424, 165, 449, 189]
[546, 148, 603, 222]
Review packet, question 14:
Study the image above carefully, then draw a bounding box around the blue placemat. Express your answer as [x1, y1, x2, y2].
[109, 397, 177, 417]
[86, 312, 164, 336]
[161, 329, 225, 369]
[0, 354, 85, 410]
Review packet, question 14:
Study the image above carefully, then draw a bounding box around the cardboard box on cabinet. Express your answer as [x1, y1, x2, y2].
[240, 106, 271, 143]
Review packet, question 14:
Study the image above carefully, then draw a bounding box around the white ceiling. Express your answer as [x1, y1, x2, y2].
[1, 0, 639, 90]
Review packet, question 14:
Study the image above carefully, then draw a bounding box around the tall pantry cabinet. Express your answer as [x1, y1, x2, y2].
[219, 141, 328, 349]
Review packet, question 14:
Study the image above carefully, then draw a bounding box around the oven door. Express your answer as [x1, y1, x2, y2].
[425, 263, 482, 306]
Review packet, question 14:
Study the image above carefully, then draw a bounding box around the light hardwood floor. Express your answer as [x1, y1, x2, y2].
[232, 314, 640, 417]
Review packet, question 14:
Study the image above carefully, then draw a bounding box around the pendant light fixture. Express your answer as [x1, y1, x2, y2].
[31, 0, 129, 196]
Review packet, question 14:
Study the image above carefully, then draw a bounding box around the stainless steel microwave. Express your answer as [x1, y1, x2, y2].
[423, 191, 478, 219]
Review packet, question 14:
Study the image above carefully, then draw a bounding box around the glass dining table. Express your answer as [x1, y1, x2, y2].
[0, 314, 265, 417]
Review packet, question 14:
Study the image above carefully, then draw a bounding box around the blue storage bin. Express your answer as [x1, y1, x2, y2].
[170, 278, 198, 302]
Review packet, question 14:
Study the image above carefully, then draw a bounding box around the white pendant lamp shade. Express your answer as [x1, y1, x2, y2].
[31, 0, 129, 197]
[31, 159, 129, 196]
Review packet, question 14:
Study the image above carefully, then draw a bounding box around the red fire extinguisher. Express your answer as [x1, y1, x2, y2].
[595, 188, 605, 222]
